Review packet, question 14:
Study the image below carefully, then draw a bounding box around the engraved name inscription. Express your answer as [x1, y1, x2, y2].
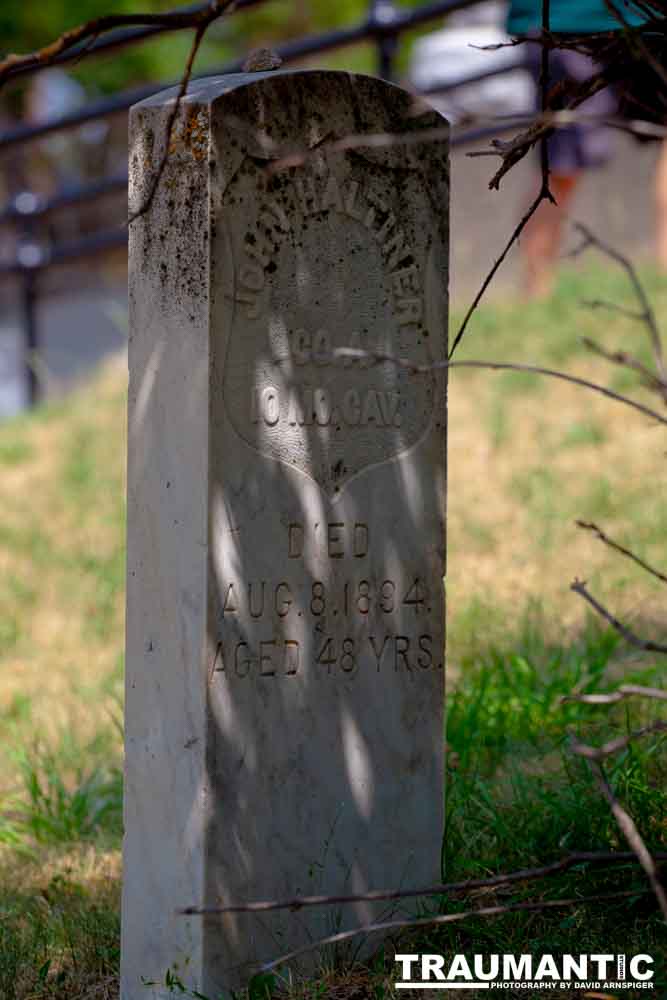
[219, 159, 443, 494]
[232, 174, 424, 329]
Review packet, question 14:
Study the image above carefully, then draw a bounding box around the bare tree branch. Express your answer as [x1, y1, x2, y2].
[0, 1, 231, 91]
[470, 2, 667, 190]
[179, 850, 667, 916]
[486, 74, 609, 191]
[265, 110, 667, 179]
[448, 192, 545, 359]
[571, 578, 667, 653]
[447, 0, 554, 359]
[256, 891, 651, 974]
[605, 0, 667, 92]
[576, 520, 667, 585]
[539, 0, 553, 191]
[581, 300, 645, 322]
[127, 18, 210, 225]
[580, 337, 667, 402]
[563, 684, 667, 705]
[1, 1, 235, 225]
[577, 753, 667, 920]
[334, 350, 667, 428]
[570, 721, 667, 759]
[573, 221, 667, 384]
[272, 109, 667, 176]
[267, 123, 452, 173]
[464, 109, 667, 145]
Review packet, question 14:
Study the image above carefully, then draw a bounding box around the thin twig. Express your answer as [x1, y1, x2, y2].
[571, 578, 667, 653]
[219, 106, 667, 180]
[270, 110, 667, 177]
[485, 2, 667, 180]
[576, 520, 667, 585]
[580, 337, 667, 402]
[257, 891, 651, 974]
[449, 0, 552, 359]
[261, 111, 577, 373]
[127, 18, 209, 225]
[605, 0, 667, 93]
[478, 3, 667, 189]
[539, 0, 553, 199]
[334, 350, 667, 428]
[448, 192, 544, 359]
[487, 74, 608, 191]
[570, 721, 667, 759]
[579, 754, 667, 920]
[573, 221, 667, 384]
[463, 109, 667, 144]
[581, 299, 645, 322]
[179, 850, 666, 916]
[563, 684, 667, 705]
[0, 2, 228, 90]
[266, 123, 451, 174]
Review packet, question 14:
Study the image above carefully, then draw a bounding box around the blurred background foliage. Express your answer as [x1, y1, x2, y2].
[1, 0, 430, 103]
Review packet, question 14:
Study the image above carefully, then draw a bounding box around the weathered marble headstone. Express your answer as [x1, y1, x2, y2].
[123, 69, 448, 999]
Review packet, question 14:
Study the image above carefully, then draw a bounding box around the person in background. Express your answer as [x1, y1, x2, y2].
[506, 0, 647, 297]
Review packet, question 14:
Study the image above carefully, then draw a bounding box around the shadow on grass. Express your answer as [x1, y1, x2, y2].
[1, 615, 665, 999]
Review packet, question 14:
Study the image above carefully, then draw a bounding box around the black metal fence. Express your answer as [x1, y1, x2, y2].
[0, 0, 523, 407]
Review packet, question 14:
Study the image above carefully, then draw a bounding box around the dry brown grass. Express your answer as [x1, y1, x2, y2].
[0, 356, 127, 787]
[448, 351, 667, 651]
[1, 274, 666, 775]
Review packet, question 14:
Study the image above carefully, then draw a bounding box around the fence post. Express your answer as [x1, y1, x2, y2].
[19, 268, 39, 407]
[14, 192, 45, 408]
[368, 0, 399, 80]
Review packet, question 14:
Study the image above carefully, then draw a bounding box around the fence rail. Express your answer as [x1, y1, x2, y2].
[0, 0, 520, 406]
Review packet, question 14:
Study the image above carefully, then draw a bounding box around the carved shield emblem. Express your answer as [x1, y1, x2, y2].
[218, 156, 444, 497]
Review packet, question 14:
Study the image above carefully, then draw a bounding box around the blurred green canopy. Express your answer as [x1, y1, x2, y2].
[0, 0, 427, 101]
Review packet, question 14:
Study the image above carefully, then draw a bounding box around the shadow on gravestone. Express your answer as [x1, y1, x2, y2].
[123, 69, 448, 999]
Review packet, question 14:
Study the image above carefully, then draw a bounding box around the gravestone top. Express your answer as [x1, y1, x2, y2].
[124, 68, 448, 999]
[134, 70, 447, 496]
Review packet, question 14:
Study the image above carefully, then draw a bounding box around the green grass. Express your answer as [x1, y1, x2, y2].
[452, 260, 667, 369]
[446, 621, 666, 862]
[0, 439, 34, 465]
[558, 418, 607, 449]
[426, 616, 667, 998]
[0, 266, 666, 998]
[145, 617, 666, 998]
[1, 625, 662, 999]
